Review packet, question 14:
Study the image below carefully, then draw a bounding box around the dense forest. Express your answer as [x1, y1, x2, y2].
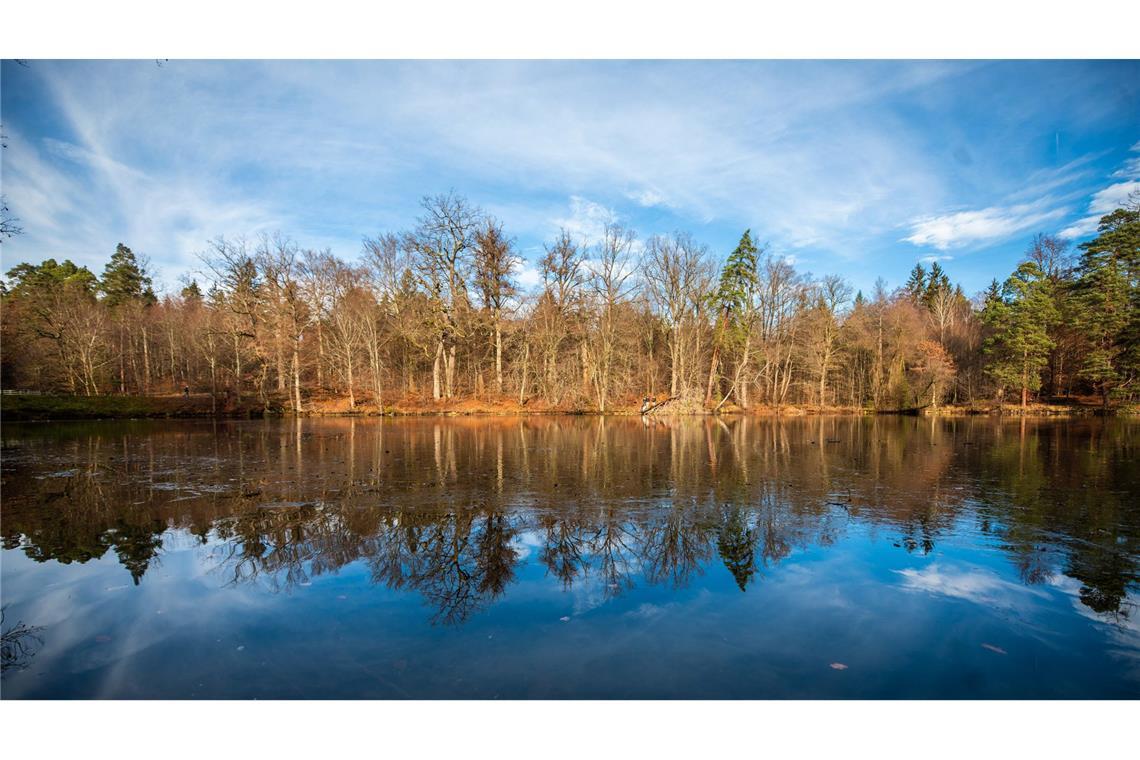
[1, 192, 1138, 413]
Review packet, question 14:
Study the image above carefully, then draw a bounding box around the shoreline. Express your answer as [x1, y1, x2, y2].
[1, 393, 1132, 422]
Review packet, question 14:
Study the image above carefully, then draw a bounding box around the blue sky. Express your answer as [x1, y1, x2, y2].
[2, 60, 1138, 298]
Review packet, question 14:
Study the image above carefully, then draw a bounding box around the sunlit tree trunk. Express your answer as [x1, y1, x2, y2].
[432, 340, 443, 400]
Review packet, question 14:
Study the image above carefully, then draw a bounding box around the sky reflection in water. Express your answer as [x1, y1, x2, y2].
[1, 415, 1138, 698]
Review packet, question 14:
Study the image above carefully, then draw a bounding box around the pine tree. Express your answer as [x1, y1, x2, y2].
[180, 280, 203, 302]
[1073, 207, 1140, 408]
[982, 261, 1059, 409]
[905, 263, 926, 303]
[717, 507, 757, 591]
[705, 230, 759, 406]
[5, 258, 99, 296]
[101, 243, 156, 307]
[923, 261, 951, 308]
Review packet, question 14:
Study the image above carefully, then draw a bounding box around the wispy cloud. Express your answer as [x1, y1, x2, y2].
[1058, 152, 1140, 240]
[626, 188, 666, 208]
[553, 196, 619, 246]
[895, 563, 1049, 608]
[2, 119, 280, 288]
[2, 60, 1138, 296]
[903, 201, 1066, 250]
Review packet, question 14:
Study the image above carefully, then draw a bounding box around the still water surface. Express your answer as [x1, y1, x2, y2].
[2, 416, 1138, 698]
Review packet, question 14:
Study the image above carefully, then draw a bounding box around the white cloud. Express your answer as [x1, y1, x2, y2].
[1089, 180, 1140, 214]
[919, 254, 954, 263]
[627, 188, 666, 208]
[1059, 179, 1140, 240]
[1058, 219, 1099, 240]
[1111, 156, 1140, 179]
[516, 260, 542, 290]
[904, 201, 1066, 250]
[3, 60, 1136, 288]
[2, 126, 280, 286]
[895, 563, 1048, 608]
[552, 195, 619, 246]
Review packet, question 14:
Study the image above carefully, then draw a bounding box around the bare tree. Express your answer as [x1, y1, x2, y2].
[326, 261, 370, 409]
[0, 195, 23, 239]
[257, 234, 311, 413]
[533, 230, 586, 403]
[644, 231, 711, 398]
[585, 223, 639, 412]
[798, 274, 852, 411]
[473, 219, 518, 396]
[405, 193, 482, 400]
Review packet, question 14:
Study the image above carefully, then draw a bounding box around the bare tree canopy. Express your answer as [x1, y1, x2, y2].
[3, 193, 1138, 414]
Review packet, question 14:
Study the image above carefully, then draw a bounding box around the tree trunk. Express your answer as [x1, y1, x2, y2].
[233, 334, 242, 401]
[446, 343, 456, 399]
[819, 357, 828, 412]
[276, 332, 286, 391]
[345, 349, 355, 409]
[141, 325, 151, 393]
[494, 321, 503, 395]
[705, 309, 728, 407]
[292, 346, 303, 414]
[519, 341, 529, 405]
[670, 325, 680, 397]
[209, 357, 218, 414]
[432, 340, 443, 400]
[119, 327, 126, 394]
[168, 326, 178, 385]
[316, 321, 325, 388]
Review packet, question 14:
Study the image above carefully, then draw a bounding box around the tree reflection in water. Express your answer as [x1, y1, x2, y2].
[1, 607, 44, 674]
[2, 416, 1137, 625]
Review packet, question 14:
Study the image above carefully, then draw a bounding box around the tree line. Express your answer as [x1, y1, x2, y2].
[2, 192, 1137, 412]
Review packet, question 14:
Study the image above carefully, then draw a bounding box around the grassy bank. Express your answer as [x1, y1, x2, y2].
[0, 393, 259, 421]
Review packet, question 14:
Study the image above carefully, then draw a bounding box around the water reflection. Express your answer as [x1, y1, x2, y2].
[1, 608, 44, 673]
[3, 416, 1137, 629]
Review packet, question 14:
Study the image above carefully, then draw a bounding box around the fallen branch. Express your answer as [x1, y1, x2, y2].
[640, 395, 680, 415]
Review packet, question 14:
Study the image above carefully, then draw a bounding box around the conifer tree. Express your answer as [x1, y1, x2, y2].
[705, 230, 759, 406]
[923, 261, 950, 308]
[982, 261, 1058, 409]
[1073, 207, 1140, 408]
[904, 263, 926, 303]
[101, 243, 156, 307]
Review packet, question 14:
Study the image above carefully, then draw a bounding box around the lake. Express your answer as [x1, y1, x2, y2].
[1, 415, 1137, 699]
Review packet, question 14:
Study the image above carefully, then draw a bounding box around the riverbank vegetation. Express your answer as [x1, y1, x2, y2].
[2, 193, 1137, 416]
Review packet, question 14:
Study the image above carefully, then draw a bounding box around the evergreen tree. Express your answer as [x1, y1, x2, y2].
[710, 230, 760, 321]
[101, 243, 156, 307]
[904, 263, 926, 302]
[923, 261, 951, 308]
[717, 508, 757, 591]
[704, 230, 760, 405]
[180, 280, 203, 302]
[983, 278, 1001, 305]
[5, 258, 99, 296]
[982, 261, 1059, 409]
[1073, 207, 1140, 408]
